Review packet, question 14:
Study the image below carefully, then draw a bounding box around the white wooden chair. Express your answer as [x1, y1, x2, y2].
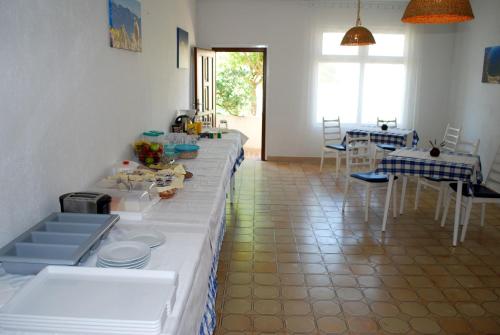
[413, 124, 464, 220]
[320, 117, 345, 179]
[442, 123, 462, 152]
[342, 133, 398, 222]
[377, 117, 398, 129]
[374, 117, 399, 158]
[440, 145, 500, 242]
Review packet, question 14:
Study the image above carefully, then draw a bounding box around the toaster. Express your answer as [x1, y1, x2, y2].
[59, 192, 111, 214]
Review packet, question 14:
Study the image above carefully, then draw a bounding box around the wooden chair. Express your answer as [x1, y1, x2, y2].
[374, 117, 399, 157]
[320, 117, 345, 179]
[440, 145, 500, 242]
[413, 125, 465, 220]
[342, 133, 398, 222]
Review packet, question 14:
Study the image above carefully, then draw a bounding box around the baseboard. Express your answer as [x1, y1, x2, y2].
[266, 156, 322, 162]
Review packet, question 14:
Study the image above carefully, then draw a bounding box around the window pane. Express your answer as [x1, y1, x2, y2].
[369, 34, 405, 57]
[317, 63, 360, 123]
[322, 33, 359, 56]
[361, 64, 405, 124]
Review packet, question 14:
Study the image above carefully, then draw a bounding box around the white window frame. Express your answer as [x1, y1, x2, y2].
[315, 29, 409, 126]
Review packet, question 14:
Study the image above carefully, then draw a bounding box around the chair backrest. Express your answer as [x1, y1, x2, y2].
[456, 139, 480, 155]
[486, 145, 500, 193]
[322, 117, 342, 145]
[442, 124, 461, 152]
[377, 117, 397, 128]
[345, 133, 371, 174]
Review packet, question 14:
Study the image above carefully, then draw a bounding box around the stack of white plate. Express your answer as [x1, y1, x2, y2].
[97, 241, 151, 269]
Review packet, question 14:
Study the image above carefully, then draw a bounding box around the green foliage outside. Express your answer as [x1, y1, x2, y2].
[216, 52, 263, 117]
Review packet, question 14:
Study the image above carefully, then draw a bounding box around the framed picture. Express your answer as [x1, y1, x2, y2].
[177, 28, 189, 69]
[482, 46, 500, 84]
[109, 0, 142, 52]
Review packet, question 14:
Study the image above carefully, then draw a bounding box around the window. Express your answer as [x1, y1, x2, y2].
[316, 32, 407, 125]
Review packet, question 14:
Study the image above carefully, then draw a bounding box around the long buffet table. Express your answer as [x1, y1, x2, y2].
[0, 132, 244, 335]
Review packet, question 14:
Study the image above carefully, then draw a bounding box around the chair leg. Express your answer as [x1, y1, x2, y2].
[320, 150, 325, 172]
[415, 178, 422, 210]
[382, 175, 395, 232]
[392, 181, 398, 219]
[434, 183, 444, 221]
[441, 187, 452, 228]
[460, 198, 473, 242]
[480, 204, 486, 227]
[335, 152, 341, 180]
[364, 186, 371, 222]
[342, 178, 350, 213]
[400, 176, 407, 215]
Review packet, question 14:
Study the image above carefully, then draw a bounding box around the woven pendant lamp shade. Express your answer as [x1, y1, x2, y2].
[341, 0, 376, 46]
[402, 0, 474, 24]
[341, 26, 376, 46]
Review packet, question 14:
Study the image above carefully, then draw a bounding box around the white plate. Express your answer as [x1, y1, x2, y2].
[98, 241, 150, 263]
[128, 231, 166, 248]
[97, 254, 150, 265]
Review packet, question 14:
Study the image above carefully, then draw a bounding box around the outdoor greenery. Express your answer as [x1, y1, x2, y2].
[216, 52, 263, 117]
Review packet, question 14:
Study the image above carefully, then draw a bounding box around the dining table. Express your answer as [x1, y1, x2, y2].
[375, 148, 483, 246]
[0, 131, 246, 335]
[343, 126, 420, 148]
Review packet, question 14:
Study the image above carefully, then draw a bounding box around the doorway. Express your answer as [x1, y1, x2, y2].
[213, 48, 267, 161]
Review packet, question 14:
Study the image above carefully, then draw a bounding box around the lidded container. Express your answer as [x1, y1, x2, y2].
[134, 131, 165, 166]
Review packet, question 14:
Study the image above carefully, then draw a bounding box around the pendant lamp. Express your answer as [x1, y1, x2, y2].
[402, 0, 474, 24]
[341, 0, 376, 46]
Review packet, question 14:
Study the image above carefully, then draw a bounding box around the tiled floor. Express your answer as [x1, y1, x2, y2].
[215, 159, 500, 334]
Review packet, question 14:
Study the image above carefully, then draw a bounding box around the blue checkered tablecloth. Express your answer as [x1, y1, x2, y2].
[199, 216, 226, 335]
[344, 129, 419, 147]
[375, 148, 483, 184]
[232, 148, 245, 176]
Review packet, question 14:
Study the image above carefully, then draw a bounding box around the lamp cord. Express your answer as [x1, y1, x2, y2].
[356, 0, 362, 26]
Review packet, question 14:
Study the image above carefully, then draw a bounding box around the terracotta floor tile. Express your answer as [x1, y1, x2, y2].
[253, 286, 279, 299]
[312, 301, 341, 316]
[279, 286, 307, 301]
[214, 160, 500, 335]
[371, 302, 400, 317]
[253, 315, 283, 332]
[336, 287, 363, 301]
[222, 315, 252, 331]
[254, 300, 281, 315]
[347, 316, 379, 333]
[400, 302, 429, 317]
[285, 316, 316, 333]
[317, 316, 347, 333]
[379, 317, 410, 333]
[223, 299, 252, 314]
[438, 317, 472, 334]
[409, 317, 441, 334]
[342, 301, 370, 316]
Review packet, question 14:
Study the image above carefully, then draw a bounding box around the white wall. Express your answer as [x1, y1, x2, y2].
[0, 0, 196, 248]
[197, 0, 456, 158]
[448, 0, 500, 176]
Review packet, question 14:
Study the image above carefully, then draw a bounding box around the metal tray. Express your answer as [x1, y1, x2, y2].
[0, 213, 119, 274]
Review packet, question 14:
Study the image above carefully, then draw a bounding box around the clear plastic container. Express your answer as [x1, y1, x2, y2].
[134, 131, 165, 166]
[90, 180, 160, 220]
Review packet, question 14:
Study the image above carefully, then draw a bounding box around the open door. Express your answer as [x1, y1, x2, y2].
[194, 48, 216, 127]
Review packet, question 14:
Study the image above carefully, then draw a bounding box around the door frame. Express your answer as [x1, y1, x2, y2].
[212, 47, 268, 161]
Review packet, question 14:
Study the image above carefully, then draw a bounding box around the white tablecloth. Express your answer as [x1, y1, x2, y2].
[0, 132, 243, 335]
